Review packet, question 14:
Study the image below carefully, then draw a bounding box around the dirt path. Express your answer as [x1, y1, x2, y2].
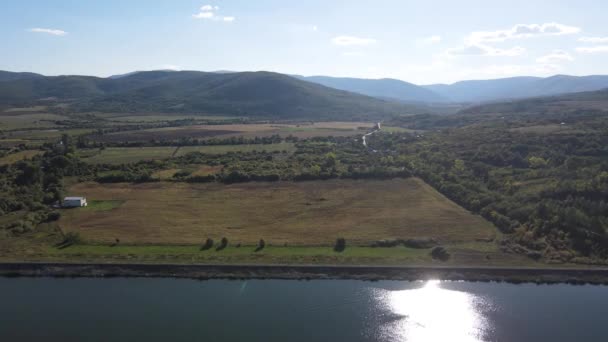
[362, 123, 381, 148]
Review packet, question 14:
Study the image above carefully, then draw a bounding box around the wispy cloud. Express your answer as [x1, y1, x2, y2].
[192, 4, 235, 22]
[342, 51, 365, 57]
[467, 23, 581, 44]
[332, 36, 376, 46]
[28, 28, 67, 36]
[423, 35, 442, 44]
[578, 36, 608, 44]
[576, 45, 608, 53]
[536, 50, 574, 63]
[160, 64, 181, 71]
[447, 44, 525, 57]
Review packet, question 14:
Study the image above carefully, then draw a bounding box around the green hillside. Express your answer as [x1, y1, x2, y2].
[0, 70, 416, 120]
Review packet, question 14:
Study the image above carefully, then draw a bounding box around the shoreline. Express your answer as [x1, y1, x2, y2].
[2, 262, 608, 284]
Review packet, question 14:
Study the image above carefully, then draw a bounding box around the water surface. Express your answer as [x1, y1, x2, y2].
[1, 278, 607, 341]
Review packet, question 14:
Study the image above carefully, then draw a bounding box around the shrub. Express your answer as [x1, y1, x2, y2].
[217, 237, 228, 251]
[201, 238, 214, 251]
[334, 238, 346, 252]
[61, 232, 82, 247]
[430, 246, 450, 261]
[47, 211, 61, 222]
[255, 239, 266, 252]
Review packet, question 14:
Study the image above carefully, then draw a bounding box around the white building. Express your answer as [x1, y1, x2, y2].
[63, 197, 88, 208]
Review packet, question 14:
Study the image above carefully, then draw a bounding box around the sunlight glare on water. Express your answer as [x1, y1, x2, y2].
[373, 280, 492, 342]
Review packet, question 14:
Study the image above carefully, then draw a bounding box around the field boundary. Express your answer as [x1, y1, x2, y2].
[2, 262, 608, 283]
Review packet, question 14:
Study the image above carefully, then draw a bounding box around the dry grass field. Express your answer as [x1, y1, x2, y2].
[77, 143, 296, 164]
[0, 150, 43, 165]
[78, 147, 178, 164]
[93, 122, 373, 143]
[59, 178, 496, 246]
[175, 142, 295, 156]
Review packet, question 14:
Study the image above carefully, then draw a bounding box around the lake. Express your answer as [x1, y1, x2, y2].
[1, 277, 607, 341]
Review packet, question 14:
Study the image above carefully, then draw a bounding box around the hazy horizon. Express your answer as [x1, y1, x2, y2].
[2, 0, 608, 84]
[3, 67, 608, 86]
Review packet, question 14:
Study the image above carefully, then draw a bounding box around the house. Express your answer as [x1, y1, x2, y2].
[63, 196, 88, 208]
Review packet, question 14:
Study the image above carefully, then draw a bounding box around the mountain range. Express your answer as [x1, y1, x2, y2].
[0, 70, 413, 120]
[294, 75, 446, 103]
[297, 74, 608, 103]
[2, 70, 608, 117]
[424, 75, 608, 102]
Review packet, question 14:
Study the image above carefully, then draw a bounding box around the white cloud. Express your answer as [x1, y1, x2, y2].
[576, 45, 608, 53]
[193, 11, 214, 19]
[534, 63, 562, 73]
[312, 25, 318, 32]
[28, 28, 67, 36]
[467, 22, 581, 44]
[193, 4, 235, 22]
[199, 5, 218, 12]
[447, 44, 525, 57]
[332, 36, 377, 46]
[578, 36, 608, 44]
[423, 35, 442, 44]
[536, 50, 574, 63]
[160, 64, 181, 71]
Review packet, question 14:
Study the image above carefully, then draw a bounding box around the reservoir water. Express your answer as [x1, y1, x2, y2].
[1, 277, 607, 341]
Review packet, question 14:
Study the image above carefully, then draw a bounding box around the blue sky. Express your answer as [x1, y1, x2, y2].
[1, 0, 608, 84]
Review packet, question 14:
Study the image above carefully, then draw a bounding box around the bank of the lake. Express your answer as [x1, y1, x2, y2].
[2, 262, 608, 284]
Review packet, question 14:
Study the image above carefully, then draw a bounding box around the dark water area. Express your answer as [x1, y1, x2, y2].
[1, 277, 607, 341]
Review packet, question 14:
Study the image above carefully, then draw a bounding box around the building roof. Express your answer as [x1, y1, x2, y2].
[64, 197, 86, 201]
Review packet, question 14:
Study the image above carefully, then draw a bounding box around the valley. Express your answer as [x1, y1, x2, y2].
[0, 70, 607, 269]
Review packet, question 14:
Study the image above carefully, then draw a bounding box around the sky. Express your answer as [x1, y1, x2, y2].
[1, 0, 608, 84]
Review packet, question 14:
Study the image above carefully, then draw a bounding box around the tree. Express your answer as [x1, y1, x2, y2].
[217, 237, 228, 251]
[431, 246, 450, 261]
[528, 156, 548, 169]
[201, 238, 214, 251]
[334, 237, 346, 252]
[255, 239, 266, 252]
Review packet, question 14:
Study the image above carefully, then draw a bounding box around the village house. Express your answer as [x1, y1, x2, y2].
[62, 197, 88, 208]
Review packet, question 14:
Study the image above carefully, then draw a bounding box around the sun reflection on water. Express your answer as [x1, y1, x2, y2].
[373, 280, 491, 342]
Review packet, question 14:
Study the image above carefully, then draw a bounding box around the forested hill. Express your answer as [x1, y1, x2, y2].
[424, 75, 608, 103]
[0, 70, 416, 120]
[389, 88, 608, 130]
[295, 75, 446, 103]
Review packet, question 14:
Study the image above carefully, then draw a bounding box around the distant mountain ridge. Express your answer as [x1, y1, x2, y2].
[2, 69, 608, 109]
[295, 75, 446, 103]
[424, 75, 608, 102]
[0, 70, 414, 120]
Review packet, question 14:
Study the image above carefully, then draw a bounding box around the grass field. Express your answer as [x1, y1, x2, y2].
[77, 147, 177, 164]
[0, 113, 68, 130]
[175, 143, 296, 156]
[106, 114, 238, 122]
[59, 178, 497, 246]
[93, 122, 373, 143]
[0, 150, 43, 165]
[77, 143, 296, 164]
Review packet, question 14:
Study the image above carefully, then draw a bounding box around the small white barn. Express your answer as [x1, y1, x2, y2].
[63, 197, 88, 208]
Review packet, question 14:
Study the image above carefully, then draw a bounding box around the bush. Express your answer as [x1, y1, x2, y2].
[334, 237, 346, 252]
[60, 232, 82, 247]
[430, 246, 450, 261]
[201, 238, 214, 251]
[46, 211, 61, 222]
[217, 237, 228, 251]
[255, 239, 266, 252]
